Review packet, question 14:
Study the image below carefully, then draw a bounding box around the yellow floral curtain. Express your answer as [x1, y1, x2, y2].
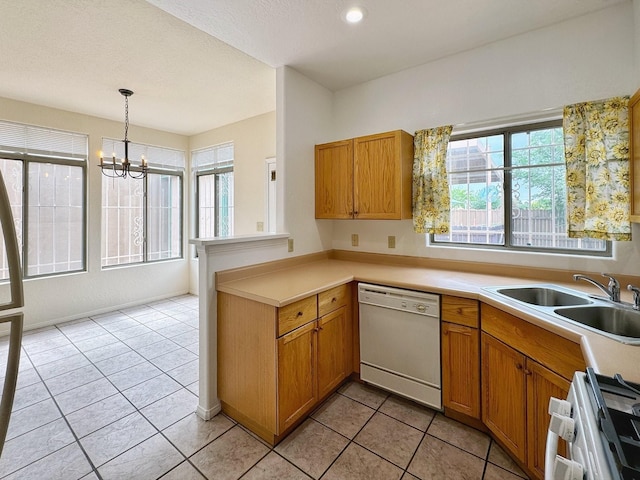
[563, 96, 631, 241]
[412, 126, 453, 234]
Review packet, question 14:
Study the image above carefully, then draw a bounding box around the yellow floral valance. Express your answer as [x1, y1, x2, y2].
[412, 126, 453, 234]
[563, 96, 631, 241]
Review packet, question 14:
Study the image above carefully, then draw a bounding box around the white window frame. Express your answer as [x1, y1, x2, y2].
[192, 142, 235, 239]
[101, 139, 184, 268]
[0, 121, 87, 280]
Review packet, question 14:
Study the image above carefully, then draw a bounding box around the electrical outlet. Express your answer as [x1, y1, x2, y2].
[288, 238, 294, 252]
[388, 236, 396, 248]
[351, 234, 359, 247]
[257, 221, 264, 232]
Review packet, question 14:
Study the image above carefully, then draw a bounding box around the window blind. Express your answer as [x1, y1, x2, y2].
[102, 138, 185, 170]
[0, 120, 87, 160]
[192, 142, 234, 171]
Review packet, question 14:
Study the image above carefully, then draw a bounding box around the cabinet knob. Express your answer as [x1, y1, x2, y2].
[524, 369, 532, 376]
[296, 311, 303, 317]
[516, 363, 523, 370]
[331, 297, 337, 303]
[354, 211, 358, 217]
[457, 308, 463, 315]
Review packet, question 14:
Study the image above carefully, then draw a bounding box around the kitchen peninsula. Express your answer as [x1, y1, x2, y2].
[193, 241, 640, 479]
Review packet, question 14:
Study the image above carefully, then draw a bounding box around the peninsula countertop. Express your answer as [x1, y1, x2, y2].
[217, 257, 640, 383]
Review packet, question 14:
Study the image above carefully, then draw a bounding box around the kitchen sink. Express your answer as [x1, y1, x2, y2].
[484, 284, 640, 344]
[553, 306, 640, 339]
[496, 287, 592, 307]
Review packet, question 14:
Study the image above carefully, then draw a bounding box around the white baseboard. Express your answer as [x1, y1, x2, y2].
[196, 401, 222, 421]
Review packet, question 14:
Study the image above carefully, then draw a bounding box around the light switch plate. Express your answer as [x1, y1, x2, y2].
[388, 236, 396, 248]
[257, 221, 264, 232]
[351, 234, 359, 247]
[288, 238, 294, 252]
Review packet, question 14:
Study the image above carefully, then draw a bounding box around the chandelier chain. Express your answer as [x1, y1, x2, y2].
[124, 95, 129, 142]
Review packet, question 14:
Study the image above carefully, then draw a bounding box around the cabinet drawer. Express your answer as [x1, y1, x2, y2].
[318, 284, 350, 317]
[278, 296, 318, 337]
[441, 295, 479, 328]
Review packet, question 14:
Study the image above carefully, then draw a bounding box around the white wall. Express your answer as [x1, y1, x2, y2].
[0, 97, 191, 330]
[323, 3, 640, 275]
[278, 66, 335, 255]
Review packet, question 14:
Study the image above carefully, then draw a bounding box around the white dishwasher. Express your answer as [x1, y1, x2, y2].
[358, 283, 441, 410]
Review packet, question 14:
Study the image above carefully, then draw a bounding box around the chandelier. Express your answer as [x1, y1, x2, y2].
[98, 89, 148, 179]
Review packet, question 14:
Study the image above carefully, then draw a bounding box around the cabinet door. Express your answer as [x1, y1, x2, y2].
[526, 359, 570, 480]
[482, 332, 527, 463]
[354, 132, 403, 219]
[442, 322, 480, 418]
[277, 321, 317, 433]
[317, 307, 347, 399]
[315, 140, 354, 219]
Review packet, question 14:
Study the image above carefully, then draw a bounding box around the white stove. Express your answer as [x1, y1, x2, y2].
[546, 369, 640, 480]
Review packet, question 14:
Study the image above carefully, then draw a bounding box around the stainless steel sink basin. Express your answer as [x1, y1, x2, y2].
[553, 306, 640, 339]
[496, 287, 592, 307]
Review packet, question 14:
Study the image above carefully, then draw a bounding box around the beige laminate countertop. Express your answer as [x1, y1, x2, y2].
[217, 258, 640, 383]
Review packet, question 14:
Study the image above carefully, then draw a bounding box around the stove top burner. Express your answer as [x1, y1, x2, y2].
[586, 368, 640, 480]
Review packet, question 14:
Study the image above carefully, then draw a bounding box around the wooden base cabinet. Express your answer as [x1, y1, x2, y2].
[481, 332, 527, 463]
[219, 284, 351, 445]
[481, 304, 582, 480]
[441, 295, 480, 420]
[277, 321, 317, 433]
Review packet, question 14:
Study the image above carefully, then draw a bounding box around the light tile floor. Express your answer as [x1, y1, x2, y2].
[0, 295, 529, 479]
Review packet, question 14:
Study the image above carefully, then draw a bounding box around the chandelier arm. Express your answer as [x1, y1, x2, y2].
[97, 88, 147, 180]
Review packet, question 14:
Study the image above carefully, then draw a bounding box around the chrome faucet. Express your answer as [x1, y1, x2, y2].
[627, 285, 640, 310]
[573, 273, 621, 302]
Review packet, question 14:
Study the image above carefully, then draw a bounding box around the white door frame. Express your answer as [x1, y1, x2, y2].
[265, 157, 276, 233]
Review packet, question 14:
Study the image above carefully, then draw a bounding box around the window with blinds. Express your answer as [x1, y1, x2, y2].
[101, 139, 184, 267]
[0, 120, 87, 280]
[192, 143, 234, 238]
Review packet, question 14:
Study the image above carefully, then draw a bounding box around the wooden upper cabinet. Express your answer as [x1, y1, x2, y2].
[315, 139, 354, 219]
[629, 89, 640, 222]
[315, 130, 414, 220]
[354, 131, 414, 219]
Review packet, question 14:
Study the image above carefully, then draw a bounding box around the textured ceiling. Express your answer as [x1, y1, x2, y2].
[0, 0, 275, 135]
[0, 0, 628, 136]
[147, 0, 628, 91]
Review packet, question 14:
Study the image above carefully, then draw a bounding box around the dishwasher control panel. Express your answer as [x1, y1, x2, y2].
[358, 283, 439, 317]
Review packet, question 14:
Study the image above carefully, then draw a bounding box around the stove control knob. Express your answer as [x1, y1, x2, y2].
[548, 397, 572, 417]
[549, 413, 576, 442]
[553, 455, 584, 480]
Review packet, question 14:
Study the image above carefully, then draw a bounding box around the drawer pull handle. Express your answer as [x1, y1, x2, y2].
[296, 311, 303, 317]
[331, 297, 337, 303]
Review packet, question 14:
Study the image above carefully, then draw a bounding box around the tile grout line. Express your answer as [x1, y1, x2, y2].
[52, 310, 196, 478]
[9, 344, 104, 480]
[5, 300, 199, 479]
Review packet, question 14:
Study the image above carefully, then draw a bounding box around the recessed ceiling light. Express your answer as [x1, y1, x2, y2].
[344, 7, 365, 24]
